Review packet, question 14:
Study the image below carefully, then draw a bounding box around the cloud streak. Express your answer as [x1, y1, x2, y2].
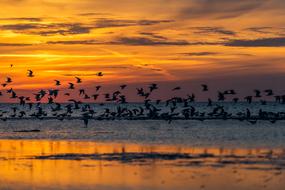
[111, 37, 190, 46]
[0, 42, 33, 46]
[180, 52, 219, 56]
[225, 37, 285, 47]
[0, 18, 173, 37]
[47, 36, 222, 46]
[93, 19, 173, 28]
[47, 40, 101, 45]
[190, 27, 236, 36]
[0, 17, 42, 22]
[179, 0, 265, 19]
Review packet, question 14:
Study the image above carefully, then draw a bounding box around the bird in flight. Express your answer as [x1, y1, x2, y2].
[68, 83, 75, 89]
[96, 72, 103, 77]
[27, 70, 34, 77]
[75, 77, 82, 83]
[120, 84, 127, 90]
[6, 77, 12, 83]
[149, 83, 158, 92]
[172, 86, 181, 91]
[95, 85, 101, 91]
[201, 84, 208, 91]
[54, 80, 61, 86]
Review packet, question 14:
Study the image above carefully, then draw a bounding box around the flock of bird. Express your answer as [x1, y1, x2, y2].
[0, 68, 285, 127]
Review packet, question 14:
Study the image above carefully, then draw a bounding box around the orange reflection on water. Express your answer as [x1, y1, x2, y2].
[0, 140, 284, 190]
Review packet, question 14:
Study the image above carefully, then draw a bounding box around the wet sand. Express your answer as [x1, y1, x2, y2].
[0, 140, 284, 190]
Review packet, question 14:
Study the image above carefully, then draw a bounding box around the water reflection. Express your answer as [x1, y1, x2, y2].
[0, 140, 284, 190]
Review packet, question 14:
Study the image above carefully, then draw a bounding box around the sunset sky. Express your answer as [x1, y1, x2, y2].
[1, 0, 285, 101]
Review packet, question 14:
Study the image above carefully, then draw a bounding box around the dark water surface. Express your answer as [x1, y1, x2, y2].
[1, 102, 285, 190]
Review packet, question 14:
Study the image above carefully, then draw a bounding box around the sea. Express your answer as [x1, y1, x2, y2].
[0, 102, 285, 190]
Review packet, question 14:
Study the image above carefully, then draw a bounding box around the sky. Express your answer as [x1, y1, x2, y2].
[0, 0, 285, 101]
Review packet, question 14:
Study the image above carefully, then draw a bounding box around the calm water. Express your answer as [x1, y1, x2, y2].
[1, 119, 285, 148]
[0, 103, 285, 190]
[0, 140, 284, 190]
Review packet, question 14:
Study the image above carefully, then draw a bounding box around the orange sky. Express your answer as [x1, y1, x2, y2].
[0, 0, 285, 100]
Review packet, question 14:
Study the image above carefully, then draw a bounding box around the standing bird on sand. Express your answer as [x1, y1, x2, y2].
[27, 70, 34, 77]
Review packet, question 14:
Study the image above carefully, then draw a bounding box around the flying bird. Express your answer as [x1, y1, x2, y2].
[68, 83, 75, 89]
[201, 84, 208, 91]
[95, 86, 101, 91]
[6, 77, 12, 83]
[120, 84, 127, 90]
[75, 77, 82, 83]
[27, 70, 34, 77]
[172, 87, 181, 91]
[149, 84, 158, 92]
[264, 89, 273, 96]
[92, 94, 99, 100]
[96, 72, 103, 77]
[54, 80, 61, 86]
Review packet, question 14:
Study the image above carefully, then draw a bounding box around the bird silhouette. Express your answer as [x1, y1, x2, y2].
[149, 83, 158, 92]
[68, 83, 75, 89]
[27, 70, 34, 77]
[95, 86, 101, 91]
[55, 80, 61, 86]
[92, 94, 99, 100]
[75, 77, 82, 83]
[0, 68, 283, 127]
[96, 72, 103, 77]
[172, 87, 181, 91]
[6, 77, 12, 83]
[218, 91, 225, 101]
[254, 90, 262, 98]
[233, 97, 239, 103]
[264, 89, 273, 96]
[201, 84, 208, 91]
[120, 84, 127, 90]
[244, 96, 252, 104]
